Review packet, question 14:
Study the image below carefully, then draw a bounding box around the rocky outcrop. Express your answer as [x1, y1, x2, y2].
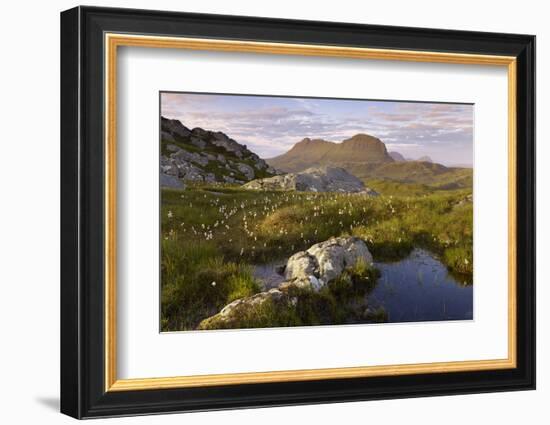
[161, 154, 215, 183]
[160, 172, 185, 189]
[236, 163, 255, 180]
[160, 116, 277, 186]
[284, 237, 373, 290]
[198, 289, 286, 329]
[243, 166, 378, 195]
[198, 237, 374, 329]
[162, 117, 191, 139]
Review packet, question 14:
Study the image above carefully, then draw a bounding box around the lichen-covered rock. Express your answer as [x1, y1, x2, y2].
[190, 136, 206, 149]
[285, 252, 318, 281]
[284, 237, 373, 290]
[197, 237, 375, 329]
[210, 131, 246, 157]
[204, 173, 217, 183]
[198, 289, 285, 330]
[236, 163, 255, 180]
[161, 117, 191, 139]
[223, 175, 237, 184]
[307, 241, 346, 284]
[160, 172, 185, 189]
[172, 148, 210, 167]
[279, 276, 322, 292]
[337, 236, 374, 266]
[162, 131, 175, 142]
[243, 166, 375, 194]
[159, 116, 277, 184]
[160, 158, 180, 176]
[163, 159, 204, 182]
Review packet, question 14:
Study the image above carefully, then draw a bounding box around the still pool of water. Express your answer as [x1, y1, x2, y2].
[253, 262, 286, 290]
[252, 248, 473, 324]
[370, 248, 473, 323]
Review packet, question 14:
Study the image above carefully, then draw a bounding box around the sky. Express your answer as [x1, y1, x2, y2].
[161, 92, 473, 166]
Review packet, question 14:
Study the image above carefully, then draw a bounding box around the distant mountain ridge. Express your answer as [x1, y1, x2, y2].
[266, 134, 472, 188]
[389, 151, 406, 162]
[160, 118, 472, 190]
[268, 134, 393, 173]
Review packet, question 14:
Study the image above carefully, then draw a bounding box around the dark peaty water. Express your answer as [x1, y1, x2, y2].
[252, 248, 473, 324]
[253, 262, 287, 290]
[370, 248, 473, 323]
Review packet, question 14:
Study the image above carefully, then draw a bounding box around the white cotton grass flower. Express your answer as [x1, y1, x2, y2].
[167, 210, 173, 218]
[211, 281, 216, 287]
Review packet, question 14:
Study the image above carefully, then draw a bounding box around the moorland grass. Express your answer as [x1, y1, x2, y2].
[161, 183, 472, 330]
[160, 239, 260, 331]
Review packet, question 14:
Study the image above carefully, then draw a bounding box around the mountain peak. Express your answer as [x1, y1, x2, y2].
[341, 134, 387, 151]
[267, 133, 393, 172]
[389, 151, 406, 162]
[291, 137, 333, 149]
[343, 133, 381, 142]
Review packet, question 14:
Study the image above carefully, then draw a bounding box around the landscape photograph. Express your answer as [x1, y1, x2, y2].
[159, 92, 474, 332]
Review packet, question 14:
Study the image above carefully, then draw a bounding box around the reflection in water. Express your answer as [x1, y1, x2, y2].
[371, 249, 473, 323]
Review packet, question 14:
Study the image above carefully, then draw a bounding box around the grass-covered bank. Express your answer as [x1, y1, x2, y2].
[161, 241, 260, 330]
[198, 261, 381, 330]
[161, 183, 473, 331]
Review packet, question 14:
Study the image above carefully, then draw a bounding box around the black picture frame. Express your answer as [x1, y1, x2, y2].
[61, 5, 535, 419]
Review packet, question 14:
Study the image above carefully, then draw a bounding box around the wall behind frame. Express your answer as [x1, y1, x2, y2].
[0, 1, 544, 425]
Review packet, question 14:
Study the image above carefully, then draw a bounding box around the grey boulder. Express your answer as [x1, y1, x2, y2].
[197, 237, 374, 329]
[236, 163, 255, 180]
[243, 166, 372, 193]
[198, 289, 285, 329]
[160, 173, 185, 189]
[285, 236, 373, 290]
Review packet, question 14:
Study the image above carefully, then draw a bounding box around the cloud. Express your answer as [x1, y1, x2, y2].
[386, 143, 421, 149]
[160, 93, 473, 165]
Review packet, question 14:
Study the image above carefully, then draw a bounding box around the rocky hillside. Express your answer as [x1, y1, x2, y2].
[243, 166, 378, 195]
[160, 116, 277, 188]
[267, 134, 393, 173]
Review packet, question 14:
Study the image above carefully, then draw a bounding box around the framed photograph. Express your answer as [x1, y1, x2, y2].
[60, 6, 535, 419]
